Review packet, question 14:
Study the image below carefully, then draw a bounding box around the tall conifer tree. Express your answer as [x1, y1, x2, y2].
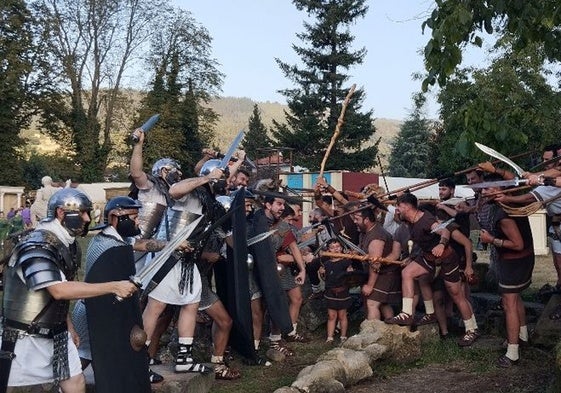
[272, 0, 377, 171]
[243, 104, 272, 158]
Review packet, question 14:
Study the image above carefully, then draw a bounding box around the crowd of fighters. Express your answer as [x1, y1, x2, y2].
[1, 130, 561, 392]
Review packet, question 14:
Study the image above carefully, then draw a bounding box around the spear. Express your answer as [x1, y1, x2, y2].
[318, 84, 356, 178]
[319, 251, 403, 266]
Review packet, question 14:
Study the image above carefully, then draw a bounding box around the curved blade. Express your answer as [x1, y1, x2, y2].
[475, 142, 524, 177]
[247, 229, 277, 246]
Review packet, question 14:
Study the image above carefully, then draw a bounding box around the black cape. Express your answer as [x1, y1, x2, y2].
[214, 189, 256, 361]
[249, 209, 292, 335]
[85, 241, 150, 393]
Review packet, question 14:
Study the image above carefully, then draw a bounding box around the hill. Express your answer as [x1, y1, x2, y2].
[207, 97, 402, 168]
[21, 96, 402, 169]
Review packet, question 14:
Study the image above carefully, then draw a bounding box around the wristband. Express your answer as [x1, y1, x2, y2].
[492, 238, 504, 248]
[438, 237, 449, 246]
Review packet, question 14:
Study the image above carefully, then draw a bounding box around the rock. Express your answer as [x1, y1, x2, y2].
[293, 360, 347, 392]
[317, 348, 372, 385]
[273, 387, 301, 393]
[267, 347, 286, 362]
[299, 297, 328, 331]
[415, 323, 440, 344]
[532, 294, 561, 348]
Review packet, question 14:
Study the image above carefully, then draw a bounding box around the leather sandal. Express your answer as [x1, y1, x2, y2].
[458, 330, 478, 347]
[415, 313, 437, 326]
[148, 368, 163, 383]
[385, 312, 413, 326]
[497, 355, 519, 368]
[214, 363, 241, 380]
[270, 342, 294, 357]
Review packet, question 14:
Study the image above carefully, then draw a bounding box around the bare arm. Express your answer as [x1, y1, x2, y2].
[450, 229, 473, 276]
[130, 128, 149, 189]
[47, 280, 138, 301]
[168, 167, 224, 200]
[287, 241, 306, 284]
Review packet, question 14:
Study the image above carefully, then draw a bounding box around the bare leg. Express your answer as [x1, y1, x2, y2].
[337, 309, 348, 338]
[286, 286, 303, 325]
[59, 373, 86, 393]
[326, 308, 337, 339]
[177, 302, 199, 338]
[251, 298, 264, 345]
[205, 300, 233, 357]
[142, 298, 167, 343]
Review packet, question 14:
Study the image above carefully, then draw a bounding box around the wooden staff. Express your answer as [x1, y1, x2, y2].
[318, 84, 356, 178]
[319, 251, 403, 266]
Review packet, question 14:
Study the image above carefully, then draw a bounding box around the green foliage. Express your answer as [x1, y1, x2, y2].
[242, 104, 273, 158]
[0, 0, 36, 185]
[429, 40, 561, 175]
[272, 0, 377, 171]
[22, 153, 79, 190]
[137, 8, 222, 176]
[389, 94, 433, 178]
[422, 0, 561, 89]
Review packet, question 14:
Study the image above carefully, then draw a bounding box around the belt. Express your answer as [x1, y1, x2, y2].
[500, 249, 533, 260]
[329, 286, 347, 294]
[423, 246, 454, 264]
[4, 319, 67, 339]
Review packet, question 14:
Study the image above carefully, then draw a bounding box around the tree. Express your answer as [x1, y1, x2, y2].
[429, 39, 561, 175]
[272, 0, 377, 172]
[135, 8, 223, 175]
[0, 1, 41, 185]
[422, 0, 561, 89]
[33, 0, 168, 182]
[242, 104, 272, 158]
[388, 94, 433, 178]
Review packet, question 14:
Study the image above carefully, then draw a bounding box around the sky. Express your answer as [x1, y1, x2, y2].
[173, 0, 490, 120]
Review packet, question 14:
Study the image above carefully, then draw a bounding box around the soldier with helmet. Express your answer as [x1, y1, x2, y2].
[130, 128, 222, 375]
[0, 189, 138, 392]
[71, 196, 162, 391]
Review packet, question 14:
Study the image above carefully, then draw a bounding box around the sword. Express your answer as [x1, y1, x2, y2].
[466, 178, 530, 189]
[131, 114, 160, 143]
[431, 218, 455, 233]
[219, 130, 245, 170]
[115, 215, 203, 301]
[475, 142, 525, 177]
[247, 229, 277, 246]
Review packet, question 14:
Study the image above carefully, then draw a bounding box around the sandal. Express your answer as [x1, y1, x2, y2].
[148, 357, 162, 366]
[497, 355, 519, 368]
[415, 313, 437, 326]
[270, 341, 294, 357]
[458, 330, 478, 347]
[285, 332, 310, 343]
[148, 368, 163, 383]
[385, 312, 413, 326]
[214, 363, 241, 380]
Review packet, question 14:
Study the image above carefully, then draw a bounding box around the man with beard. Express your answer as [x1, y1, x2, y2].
[260, 195, 307, 354]
[351, 201, 400, 321]
[0, 189, 138, 392]
[386, 193, 479, 347]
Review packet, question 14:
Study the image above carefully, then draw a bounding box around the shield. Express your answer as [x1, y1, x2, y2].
[85, 243, 150, 393]
[214, 188, 255, 361]
[249, 210, 293, 335]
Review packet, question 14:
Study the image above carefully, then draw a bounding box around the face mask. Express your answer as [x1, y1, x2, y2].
[116, 215, 141, 237]
[165, 169, 181, 185]
[63, 212, 89, 237]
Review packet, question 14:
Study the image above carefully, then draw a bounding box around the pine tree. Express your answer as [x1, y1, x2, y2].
[388, 94, 432, 178]
[272, 0, 377, 172]
[242, 104, 272, 158]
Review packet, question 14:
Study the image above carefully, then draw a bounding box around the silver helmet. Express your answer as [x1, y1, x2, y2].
[199, 159, 222, 177]
[215, 195, 233, 211]
[151, 158, 181, 177]
[46, 188, 93, 236]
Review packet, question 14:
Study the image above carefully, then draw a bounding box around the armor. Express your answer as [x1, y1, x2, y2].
[137, 201, 166, 239]
[46, 188, 93, 237]
[151, 158, 181, 177]
[3, 229, 75, 329]
[216, 195, 233, 211]
[199, 159, 222, 177]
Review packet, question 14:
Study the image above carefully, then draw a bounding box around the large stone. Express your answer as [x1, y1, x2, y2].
[317, 348, 372, 385]
[360, 320, 421, 362]
[293, 360, 347, 392]
[415, 323, 440, 344]
[273, 387, 301, 393]
[299, 297, 328, 331]
[533, 294, 561, 348]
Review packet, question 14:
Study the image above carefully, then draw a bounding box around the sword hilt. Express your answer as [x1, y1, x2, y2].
[114, 276, 143, 303]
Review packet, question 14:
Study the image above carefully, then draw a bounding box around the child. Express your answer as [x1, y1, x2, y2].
[319, 238, 353, 343]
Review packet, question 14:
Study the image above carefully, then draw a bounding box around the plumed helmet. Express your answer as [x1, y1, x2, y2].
[46, 188, 93, 219]
[199, 159, 222, 177]
[215, 195, 233, 211]
[152, 158, 181, 177]
[103, 196, 142, 225]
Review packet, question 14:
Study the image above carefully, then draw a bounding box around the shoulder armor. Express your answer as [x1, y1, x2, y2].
[13, 230, 64, 289]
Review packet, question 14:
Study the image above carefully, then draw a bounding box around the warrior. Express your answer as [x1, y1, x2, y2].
[0, 188, 138, 393]
[71, 196, 157, 392]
